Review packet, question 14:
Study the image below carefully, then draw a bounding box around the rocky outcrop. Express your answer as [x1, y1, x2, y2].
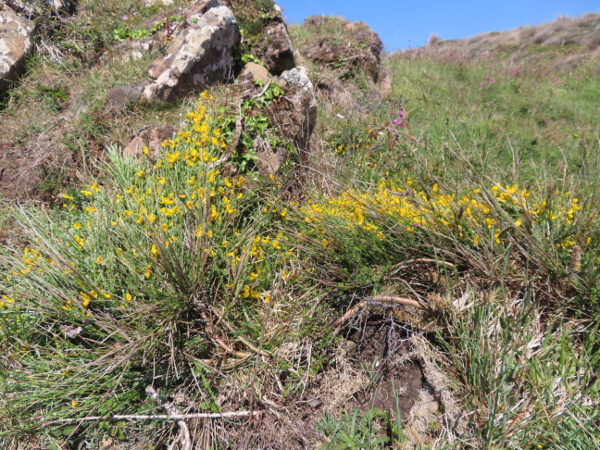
[301, 16, 383, 82]
[253, 19, 295, 76]
[0, 6, 35, 91]
[268, 67, 317, 165]
[141, 5, 240, 103]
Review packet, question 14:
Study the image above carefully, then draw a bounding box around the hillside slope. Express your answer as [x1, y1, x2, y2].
[0, 4, 599, 449]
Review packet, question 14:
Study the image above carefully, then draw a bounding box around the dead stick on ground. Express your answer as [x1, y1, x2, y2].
[47, 410, 263, 424]
[146, 386, 191, 450]
[251, 79, 272, 99]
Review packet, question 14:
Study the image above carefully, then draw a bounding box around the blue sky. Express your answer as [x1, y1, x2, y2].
[276, 1, 600, 51]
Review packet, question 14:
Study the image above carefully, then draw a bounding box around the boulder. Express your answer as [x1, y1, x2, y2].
[253, 20, 295, 76]
[0, 7, 35, 91]
[123, 125, 176, 161]
[141, 5, 240, 103]
[267, 67, 317, 165]
[182, 0, 220, 18]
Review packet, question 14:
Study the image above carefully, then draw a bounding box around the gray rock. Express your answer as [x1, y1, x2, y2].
[254, 20, 295, 76]
[270, 66, 317, 164]
[0, 7, 35, 91]
[107, 39, 154, 64]
[141, 5, 240, 103]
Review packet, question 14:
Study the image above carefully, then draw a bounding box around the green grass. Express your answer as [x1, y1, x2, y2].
[0, 8, 599, 449]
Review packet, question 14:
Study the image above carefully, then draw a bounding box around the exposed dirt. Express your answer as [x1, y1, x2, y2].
[345, 316, 425, 419]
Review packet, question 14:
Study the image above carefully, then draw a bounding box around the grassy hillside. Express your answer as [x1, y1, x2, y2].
[1, 6, 599, 449]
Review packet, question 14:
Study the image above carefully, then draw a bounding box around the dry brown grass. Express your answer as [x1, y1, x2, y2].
[418, 12, 600, 62]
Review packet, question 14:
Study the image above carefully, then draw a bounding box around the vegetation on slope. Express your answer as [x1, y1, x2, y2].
[0, 5, 599, 449]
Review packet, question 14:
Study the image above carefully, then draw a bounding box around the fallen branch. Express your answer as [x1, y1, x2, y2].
[251, 79, 272, 99]
[47, 410, 263, 424]
[146, 385, 191, 450]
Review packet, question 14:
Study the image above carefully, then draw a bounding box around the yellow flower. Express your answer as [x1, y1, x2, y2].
[71, 401, 79, 407]
[165, 151, 180, 164]
[210, 205, 218, 222]
[73, 222, 82, 230]
[80, 292, 92, 308]
[125, 293, 133, 301]
[151, 244, 159, 256]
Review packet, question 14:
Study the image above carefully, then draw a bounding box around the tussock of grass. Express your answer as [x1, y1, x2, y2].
[1, 7, 599, 448]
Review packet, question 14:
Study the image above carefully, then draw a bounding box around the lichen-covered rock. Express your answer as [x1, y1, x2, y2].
[141, 5, 240, 103]
[0, 7, 35, 91]
[123, 125, 176, 161]
[106, 39, 154, 64]
[268, 67, 317, 164]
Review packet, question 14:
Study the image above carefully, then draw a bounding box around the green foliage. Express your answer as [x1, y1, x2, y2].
[318, 407, 401, 449]
[436, 294, 599, 448]
[0, 94, 302, 444]
[112, 26, 152, 42]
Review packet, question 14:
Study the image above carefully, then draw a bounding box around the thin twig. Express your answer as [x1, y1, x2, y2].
[47, 410, 263, 424]
[331, 295, 422, 335]
[147, 386, 191, 450]
[251, 79, 272, 99]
